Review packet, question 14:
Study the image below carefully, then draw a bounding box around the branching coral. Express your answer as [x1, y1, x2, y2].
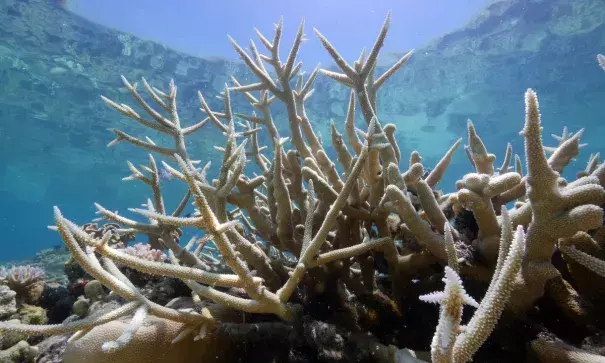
[419, 207, 526, 363]
[1, 14, 604, 363]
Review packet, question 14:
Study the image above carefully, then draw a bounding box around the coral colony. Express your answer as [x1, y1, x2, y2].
[1, 14, 605, 363]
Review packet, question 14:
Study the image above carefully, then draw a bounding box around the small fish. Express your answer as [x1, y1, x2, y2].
[422, 167, 432, 179]
[184, 212, 192, 218]
[159, 167, 173, 182]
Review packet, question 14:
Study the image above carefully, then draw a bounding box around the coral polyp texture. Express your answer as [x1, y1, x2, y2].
[2, 14, 605, 363]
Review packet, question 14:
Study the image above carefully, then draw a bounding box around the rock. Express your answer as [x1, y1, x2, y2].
[0, 319, 29, 350]
[146, 277, 190, 306]
[39, 282, 74, 324]
[0, 286, 17, 319]
[35, 335, 69, 363]
[17, 304, 48, 325]
[63, 259, 88, 285]
[72, 297, 90, 318]
[0, 340, 38, 363]
[83, 280, 106, 303]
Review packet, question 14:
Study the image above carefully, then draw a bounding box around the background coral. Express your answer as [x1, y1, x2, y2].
[0, 265, 46, 305]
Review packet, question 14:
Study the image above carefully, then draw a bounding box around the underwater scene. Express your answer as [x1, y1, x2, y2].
[1, 0, 605, 361]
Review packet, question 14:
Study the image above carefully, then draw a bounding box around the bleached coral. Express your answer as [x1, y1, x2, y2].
[0, 14, 604, 363]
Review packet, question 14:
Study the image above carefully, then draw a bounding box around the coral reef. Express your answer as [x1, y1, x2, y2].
[3, 0, 605, 264]
[1, 12, 605, 363]
[0, 265, 46, 304]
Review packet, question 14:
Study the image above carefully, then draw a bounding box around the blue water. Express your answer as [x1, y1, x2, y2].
[67, 0, 490, 67]
[1, 0, 604, 261]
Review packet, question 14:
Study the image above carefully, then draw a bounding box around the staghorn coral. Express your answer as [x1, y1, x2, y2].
[0, 14, 604, 363]
[418, 207, 526, 363]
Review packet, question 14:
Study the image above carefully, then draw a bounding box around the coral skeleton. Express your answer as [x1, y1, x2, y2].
[1, 14, 605, 363]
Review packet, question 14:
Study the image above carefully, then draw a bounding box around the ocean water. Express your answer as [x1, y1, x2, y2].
[0, 0, 604, 360]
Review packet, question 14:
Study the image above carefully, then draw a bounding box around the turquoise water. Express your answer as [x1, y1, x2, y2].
[2, 0, 603, 261]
